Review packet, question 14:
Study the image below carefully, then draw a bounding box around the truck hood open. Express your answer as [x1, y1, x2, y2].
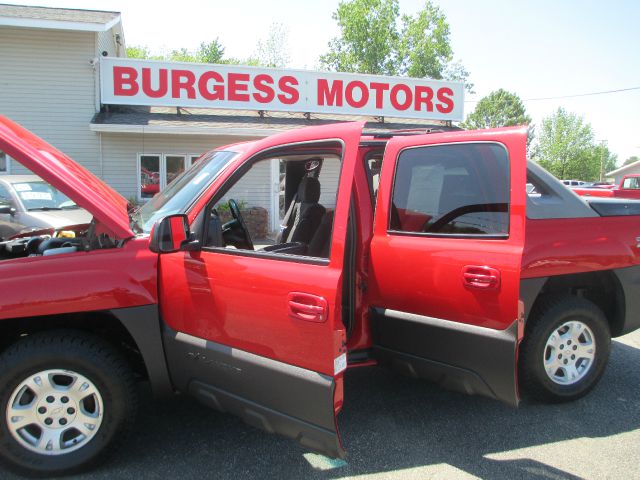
[0, 115, 134, 239]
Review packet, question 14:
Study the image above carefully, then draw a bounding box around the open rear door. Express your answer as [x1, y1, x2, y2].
[159, 122, 365, 458]
[368, 127, 527, 406]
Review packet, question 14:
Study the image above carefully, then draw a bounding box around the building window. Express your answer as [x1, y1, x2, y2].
[165, 155, 186, 185]
[0, 151, 10, 174]
[138, 154, 161, 200]
[189, 154, 203, 167]
[137, 154, 190, 201]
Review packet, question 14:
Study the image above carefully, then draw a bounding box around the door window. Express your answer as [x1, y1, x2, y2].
[622, 177, 640, 189]
[389, 143, 509, 237]
[204, 146, 342, 259]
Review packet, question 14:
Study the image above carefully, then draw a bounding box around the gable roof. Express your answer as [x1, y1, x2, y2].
[606, 160, 640, 177]
[0, 3, 120, 31]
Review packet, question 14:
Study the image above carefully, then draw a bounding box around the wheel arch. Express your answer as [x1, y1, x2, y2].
[521, 270, 626, 337]
[0, 305, 173, 397]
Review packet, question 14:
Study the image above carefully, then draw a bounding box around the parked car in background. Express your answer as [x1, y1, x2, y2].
[573, 174, 640, 199]
[561, 179, 589, 187]
[0, 175, 91, 240]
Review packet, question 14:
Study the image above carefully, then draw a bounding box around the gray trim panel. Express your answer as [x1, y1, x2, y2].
[526, 161, 598, 220]
[613, 265, 640, 336]
[371, 308, 519, 406]
[111, 304, 174, 397]
[162, 328, 345, 458]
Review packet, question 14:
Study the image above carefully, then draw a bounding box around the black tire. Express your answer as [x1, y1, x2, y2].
[0, 330, 137, 477]
[519, 295, 611, 403]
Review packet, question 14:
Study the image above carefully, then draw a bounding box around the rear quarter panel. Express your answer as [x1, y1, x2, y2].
[522, 216, 640, 278]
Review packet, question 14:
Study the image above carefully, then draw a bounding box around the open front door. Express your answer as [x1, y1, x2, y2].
[368, 127, 527, 406]
[159, 122, 364, 458]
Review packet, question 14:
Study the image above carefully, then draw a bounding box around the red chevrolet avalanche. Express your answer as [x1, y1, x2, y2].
[1, 116, 639, 476]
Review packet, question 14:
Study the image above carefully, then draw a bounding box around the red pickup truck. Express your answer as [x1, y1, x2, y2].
[573, 174, 640, 199]
[1, 116, 640, 476]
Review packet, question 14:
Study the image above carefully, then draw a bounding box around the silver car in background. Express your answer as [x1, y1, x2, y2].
[0, 175, 92, 240]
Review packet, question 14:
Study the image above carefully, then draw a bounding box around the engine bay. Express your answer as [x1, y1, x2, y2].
[0, 221, 117, 261]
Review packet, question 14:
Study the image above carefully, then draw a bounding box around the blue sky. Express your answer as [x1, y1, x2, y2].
[8, 0, 640, 163]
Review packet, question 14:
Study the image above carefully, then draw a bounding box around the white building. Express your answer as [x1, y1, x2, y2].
[0, 4, 462, 232]
[606, 161, 640, 186]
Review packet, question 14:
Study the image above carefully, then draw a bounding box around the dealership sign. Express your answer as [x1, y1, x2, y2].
[100, 58, 464, 121]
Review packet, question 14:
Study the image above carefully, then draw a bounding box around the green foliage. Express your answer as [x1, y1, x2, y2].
[126, 45, 150, 59]
[462, 89, 531, 129]
[623, 155, 640, 166]
[198, 39, 225, 64]
[216, 200, 247, 213]
[320, 0, 400, 75]
[319, 0, 472, 90]
[169, 48, 198, 63]
[126, 45, 163, 60]
[532, 107, 616, 181]
[125, 33, 283, 68]
[462, 89, 532, 147]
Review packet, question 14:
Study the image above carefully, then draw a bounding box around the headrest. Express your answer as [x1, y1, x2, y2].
[298, 177, 321, 203]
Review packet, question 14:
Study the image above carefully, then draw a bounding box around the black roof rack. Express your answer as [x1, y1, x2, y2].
[363, 125, 463, 139]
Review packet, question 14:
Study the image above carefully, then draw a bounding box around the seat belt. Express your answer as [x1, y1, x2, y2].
[277, 193, 298, 243]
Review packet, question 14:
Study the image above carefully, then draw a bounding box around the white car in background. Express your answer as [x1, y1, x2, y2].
[0, 175, 91, 240]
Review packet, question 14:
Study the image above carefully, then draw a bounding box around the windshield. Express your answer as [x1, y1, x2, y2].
[12, 181, 78, 211]
[131, 150, 237, 234]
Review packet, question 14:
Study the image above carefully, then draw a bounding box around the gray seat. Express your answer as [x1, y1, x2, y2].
[280, 177, 326, 244]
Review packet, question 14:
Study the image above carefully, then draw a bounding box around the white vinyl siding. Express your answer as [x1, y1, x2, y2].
[218, 161, 272, 209]
[317, 157, 340, 208]
[97, 30, 117, 58]
[99, 133, 254, 201]
[0, 27, 100, 175]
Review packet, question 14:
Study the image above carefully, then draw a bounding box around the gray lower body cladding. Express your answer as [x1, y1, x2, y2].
[371, 308, 519, 407]
[161, 327, 345, 459]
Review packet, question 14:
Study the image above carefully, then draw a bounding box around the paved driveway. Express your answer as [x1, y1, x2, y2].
[2, 331, 640, 479]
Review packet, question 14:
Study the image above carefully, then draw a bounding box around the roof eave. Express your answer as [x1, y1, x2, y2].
[606, 160, 640, 177]
[89, 123, 284, 137]
[0, 14, 120, 32]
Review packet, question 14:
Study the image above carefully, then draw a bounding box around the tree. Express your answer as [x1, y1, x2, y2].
[623, 155, 639, 166]
[126, 45, 163, 60]
[533, 108, 599, 180]
[462, 89, 531, 129]
[197, 39, 225, 64]
[319, 0, 472, 90]
[169, 48, 198, 63]
[255, 23, 290, 68]
[591, 143, 618, 179]
[123, 34, 284, 68]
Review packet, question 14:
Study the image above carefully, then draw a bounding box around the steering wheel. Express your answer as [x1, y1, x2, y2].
[423, 203, 508, 233]
[228, 199, 254, 250]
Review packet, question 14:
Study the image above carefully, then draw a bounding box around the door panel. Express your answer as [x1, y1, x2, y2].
[368, 128, 527, 406]
[159, 122, 364, 458]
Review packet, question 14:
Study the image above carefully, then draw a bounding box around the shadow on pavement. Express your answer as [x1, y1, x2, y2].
[3, 339, 639, 479]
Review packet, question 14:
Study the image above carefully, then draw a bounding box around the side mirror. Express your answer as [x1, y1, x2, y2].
[0, 205, 14, 215]
[149, 214, 192, 253]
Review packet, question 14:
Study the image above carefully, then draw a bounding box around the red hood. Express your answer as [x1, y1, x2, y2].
[0, 115, 134, 239]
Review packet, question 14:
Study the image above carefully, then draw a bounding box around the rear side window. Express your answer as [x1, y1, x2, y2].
[389, 143, 509, 237]
[622, 177, 640, 189]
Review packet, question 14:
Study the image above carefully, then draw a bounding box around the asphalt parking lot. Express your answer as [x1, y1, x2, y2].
[2, 330, 639, 480]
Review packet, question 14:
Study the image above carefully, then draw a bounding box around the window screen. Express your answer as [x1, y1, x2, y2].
[389, 143, 509, 236]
